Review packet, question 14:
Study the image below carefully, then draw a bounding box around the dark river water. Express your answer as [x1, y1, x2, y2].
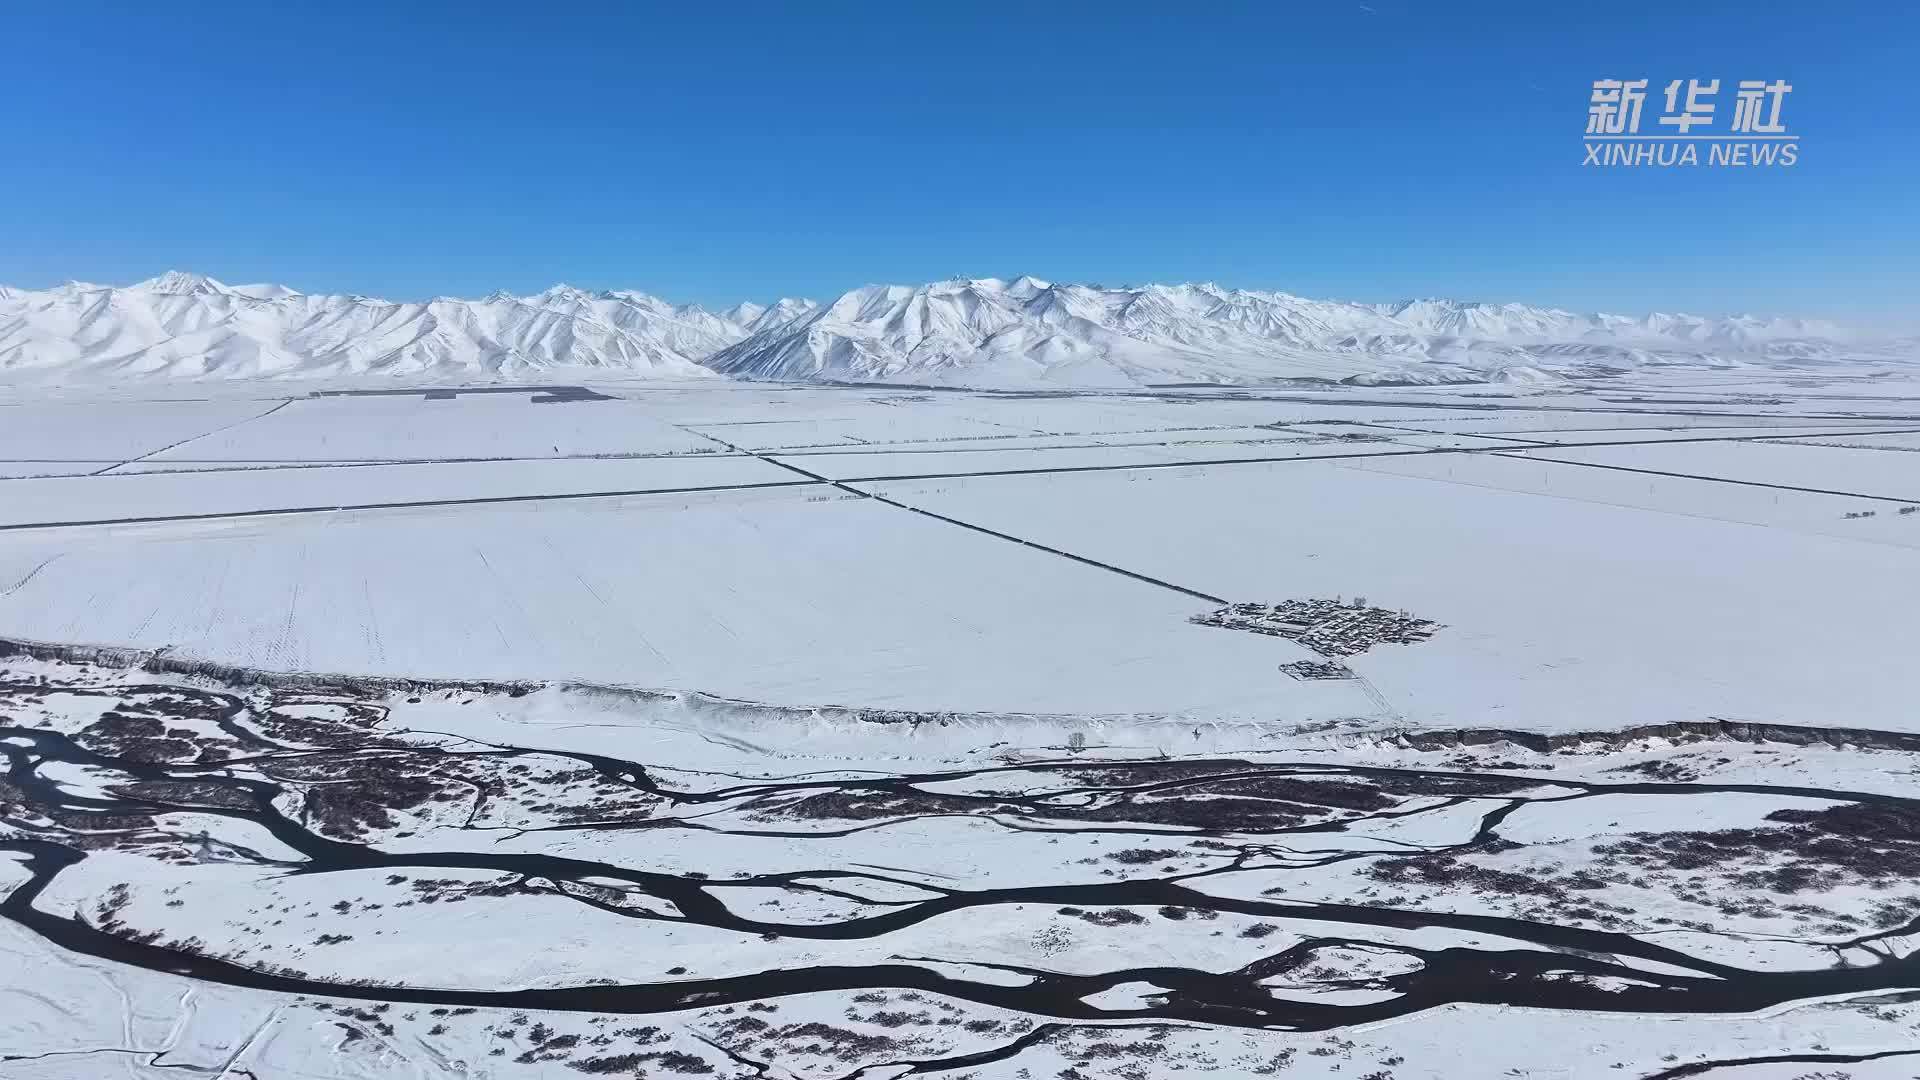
[4, 672, 1919, 1045]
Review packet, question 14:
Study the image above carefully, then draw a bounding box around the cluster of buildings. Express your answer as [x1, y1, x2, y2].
[1277, 660, 1358, 681]
[1192, 598, 1440, 658]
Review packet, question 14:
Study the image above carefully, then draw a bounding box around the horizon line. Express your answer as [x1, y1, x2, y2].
[0, 271, 1898, 330]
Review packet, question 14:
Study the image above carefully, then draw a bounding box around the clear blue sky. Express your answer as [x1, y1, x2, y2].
[4, 2, 1915, 322]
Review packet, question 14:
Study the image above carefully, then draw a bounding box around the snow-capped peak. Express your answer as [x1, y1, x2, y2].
[723, 301, 767, 326]
[531, 283, 601, 307]
[746, 298, 820, 334]
[1005, 275, 1053, 299]
[133, 271, 231, 296]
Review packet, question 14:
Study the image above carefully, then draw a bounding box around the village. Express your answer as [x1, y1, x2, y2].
[1192, 598, 1441, 658]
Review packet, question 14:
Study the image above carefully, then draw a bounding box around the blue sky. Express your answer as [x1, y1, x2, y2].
[4, 2, 1914, 322]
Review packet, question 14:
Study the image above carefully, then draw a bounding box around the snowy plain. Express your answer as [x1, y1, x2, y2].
[2, 376, 1916, 732]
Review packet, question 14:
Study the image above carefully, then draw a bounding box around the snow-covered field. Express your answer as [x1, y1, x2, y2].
[2, 377, 1916, 730]
[3, 367, 1920, 1077]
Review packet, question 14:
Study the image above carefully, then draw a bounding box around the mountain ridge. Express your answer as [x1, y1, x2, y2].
[0, 271, 1906, 387]
[705, 276, 1891, 388]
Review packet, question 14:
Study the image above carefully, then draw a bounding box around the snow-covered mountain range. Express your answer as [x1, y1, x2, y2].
[0, 272, 819, 382]
[707, 277, 1904, 388]
[0, 271, 1905, 387]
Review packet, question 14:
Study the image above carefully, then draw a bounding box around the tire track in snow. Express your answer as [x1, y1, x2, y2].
[89, 398, 297, 476]
[676, 425, 1228, 606]
[9, 423, 1915, 534]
